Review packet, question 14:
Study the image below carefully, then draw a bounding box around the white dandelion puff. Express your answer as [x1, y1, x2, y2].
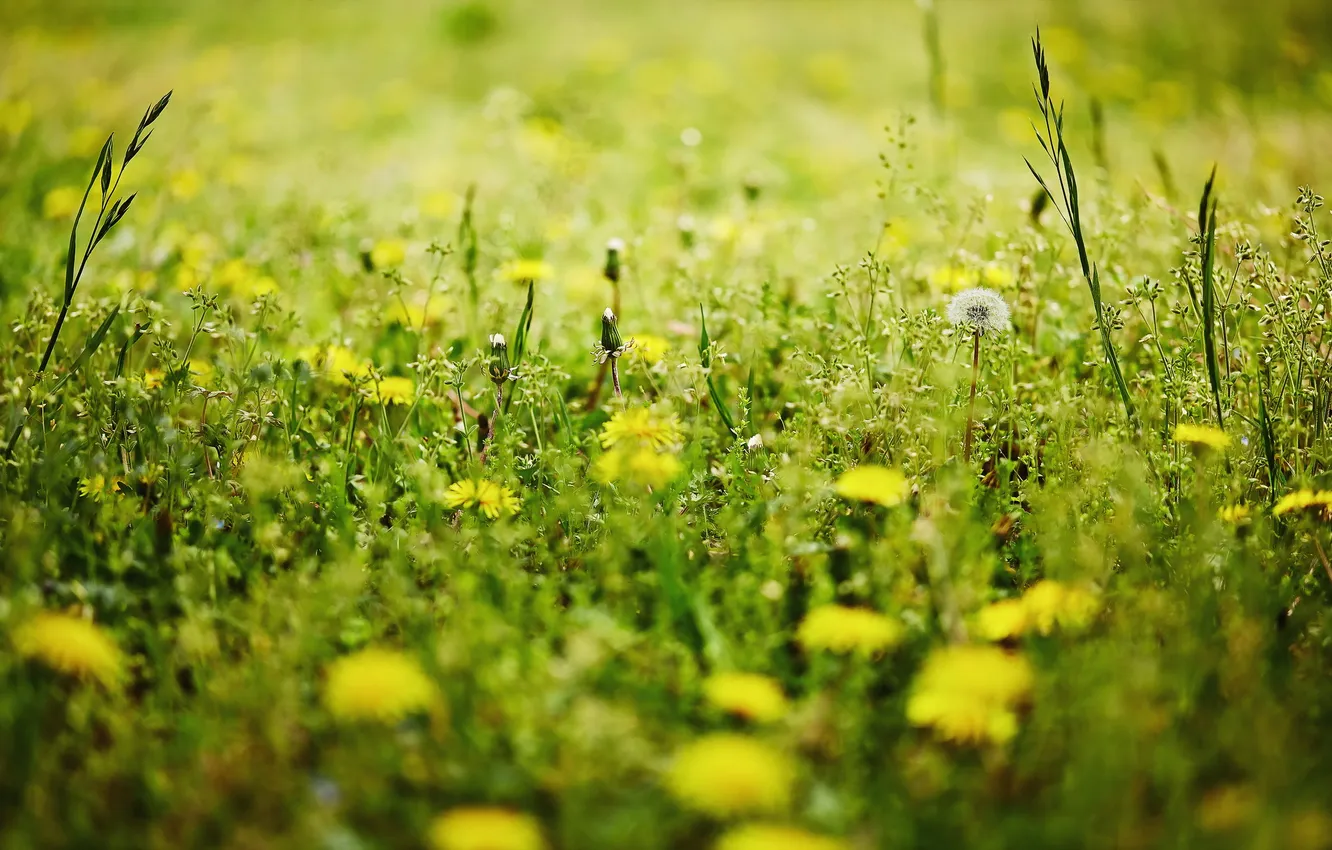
[946, 288, 1011, 335]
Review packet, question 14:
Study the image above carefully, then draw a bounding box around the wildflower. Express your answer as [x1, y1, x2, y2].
[442, 480, 480, 510]
[665, 734, 795, 817]
[1218, 504, 1252, 524]
[0, 98, 33, 138]
[43, 185, 83, 220]
[1174, 423, 1231, 450]
[370, 238, 408, 269]
[389, 297, 449, 328]
[604, 237, 625, 284]
[594, 447, 682, 490]
[702, 672, 789, 723]
[907, 644, 1033, 745]
[592, 308, 635, 397]
[428, 807, 546, 850]
[632, 334, 670, 364]
[141, 369, 165, 389]
[715, 825, 850, 850]
[981, 263, 1015, 288]
[1020, 580, 1098, 635]
[499, 258, 553, 283]
[323, 647, 438, 723]
[797, 605, 904, 655]
[316, 346, 371, 386]
[928, 265, 977, 292]
[599, 408, 683, 450]
[187, 359, 216, 385]
[474, 480, 522, 519]
[833, 465, 908, 508]
[374, 376, 415, 406]
[13, 612, 123, 686]
[975, 598, 1028, 641]
[78, 474, 125, 502]
[487, 333, 515, 407]
[946, 287, 1011, 336]
[1273, 489, 1332, 518]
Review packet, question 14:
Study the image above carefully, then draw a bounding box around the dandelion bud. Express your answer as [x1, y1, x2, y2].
[604, 237, 624, 284]
[487, 333, 511, 384]
[677, 214, 696, 249]
[601, 308, 623, 353]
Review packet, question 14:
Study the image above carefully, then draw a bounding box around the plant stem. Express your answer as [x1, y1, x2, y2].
[964, 330, 980, 462]
[610, 357, 622, 399]
[37, 303, 70, 373]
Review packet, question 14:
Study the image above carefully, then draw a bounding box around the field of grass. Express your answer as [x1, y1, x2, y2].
[5, 0, 1332, 847]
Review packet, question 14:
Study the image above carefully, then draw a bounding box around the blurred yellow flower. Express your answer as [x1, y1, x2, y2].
[13, 611, 122, 686]
[370, 238, 408, 269]
[797, 604, 903, 655]
[323, 647, 438, 723]
[419, 190, 459, 220]
[78, 474, 125, 502]
[170, 168, 202, 201]
[1020, 581, 1098, 635]
[444, 480, 520, 519]
[600, 408, 683, 450]
[1273, 489, 1332, 518]
[0, 98, 33, 138]
[67, 124, 105, 157]
[310, 345, 371, 386]
[975, 598, 1027, 641]
[998, 108, 1033, 145]
[1174, 423, 1230, 450]
[187, 359, 216, 385]
[716, 824, 849, 850]
[389, 296, 450, 328]
[632, 334, 670, 365]
[702, 672, 789, 723]
[1218, 504, 1251, 524]
[834, 465, 907, 508]
[804, 52, 852, 100]
[906, 644, 1033, 745]
[43, 185, 83, 220]
[428, 807, 546, 850]
[141, 369, 165, 389]
[594, 447, 682, 490]
[928, 265, 977, 293]
[373, 376, 415, 406]
[666, 734, 794, 817]
[499, 258, 553, 283]
[443, 480, 479, 510]
[982, 264, 1015, 288]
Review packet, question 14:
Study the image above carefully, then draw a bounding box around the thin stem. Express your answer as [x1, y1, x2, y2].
[963, 330, 980, 462]
[610, 357, 623, 399]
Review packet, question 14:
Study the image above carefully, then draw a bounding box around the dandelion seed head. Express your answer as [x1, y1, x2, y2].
[946, 287, 1010, 335]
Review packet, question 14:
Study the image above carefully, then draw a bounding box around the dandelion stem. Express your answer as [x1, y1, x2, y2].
[610, 357, 622, 399]
[963, 330, 980, 462]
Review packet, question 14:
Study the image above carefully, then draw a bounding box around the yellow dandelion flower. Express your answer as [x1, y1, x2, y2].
[43, 185, 84, 220]
[187, 359, 216, 385]
[928, 265, 977, 293]
[141, 369, 165, 390]
[906, 645, 1033, 745]
[796, 604, 904, 655]
[716, 824, 850, 850]
[981, 264, 1015, 288]
[1174, 423, 1231, 450]
[374, 376, 415, 406]
[13, 612, 123, 686]
[389, 296, 450, 328]
[78, 474, 125, 502]
[316, 346, 371, 386]
[632, 334, 671, 365]
[1218, 504, 1252, 525]
[499, 258, 553, 283]
[594, 447, 683, 490]
[1273, 489, 1332, 518]
[475, 480, 522, 519]
[169, 168, 202, 201]
[428, 807, 546, 850]
[665, 734, 795, 817]
[833, 465, 908, 508]
[1021, 580, 1098, 635]
[702, 672, 789, 723]
[976, 598, 1027, 641]
[599, 408, 683, 450]
[443, 480, 480, 510]
[323, 647, 438, 723]
[419, 190, 459, 220]
[370, 238, 408, 269]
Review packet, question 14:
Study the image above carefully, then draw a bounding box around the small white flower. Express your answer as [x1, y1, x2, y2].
[946, 288, 1011, 335]
[606, 237, 625, 253]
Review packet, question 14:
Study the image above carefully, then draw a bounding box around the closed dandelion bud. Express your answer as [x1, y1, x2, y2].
[604, 237, 624, 284]
[601, 308, 623, 354]
[677, 214, 696, 249]
[487, 333, 511, 384]
[358, 237, 375, 273]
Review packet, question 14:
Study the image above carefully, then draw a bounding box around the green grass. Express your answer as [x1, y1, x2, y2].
[3, 1, 1332, 848]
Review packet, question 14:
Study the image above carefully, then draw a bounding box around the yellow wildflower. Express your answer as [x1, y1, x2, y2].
[928, 265, 977, 293]
[594, 447, 682, 490]
[428, 807, 546, 850]
[834, 465, 908, 508]
[981, 264, 1015, 288]
[797, 604, 904, 655]
[702, 672, 789, 723]
[13, 612, 123, 686]
[373, 376, 415, 406]
[665, 734, 794, 817]
[1020, 580, 1098, 635]
[716, 825, 850, 850]
[78, 474, 125, 502]
[1218, 504, 1252, 525]
[975, 598, 1027, 641]
[370, 238, 408, 269]
[169, 168, 202, 201]
[141, 369, 165, 390]
[0, 98, 33, 138]
[419, 190, 459, 220]
[187, 359, 216, 385]
[1174, 423, 1231, 450]
[475, 480, 522, 519]
[315, 346, 371, 386]
[499, 258, 553, 283]
[43, 185, 83, 220]
[1273, 489, 1332, 518]
[906, 645, 1033, 745]
[67, 124, 105, 157]
[323, 647, 438, 723]
[599, 408, 683, 450]
[632, 334, 671, 365]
